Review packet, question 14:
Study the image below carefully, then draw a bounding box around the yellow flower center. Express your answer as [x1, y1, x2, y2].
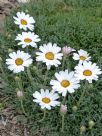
[80, 56, 86, 60]
[21, 19, 27, 25]
[15, 58, 23, 66]
[61, 80, 70, 88]
[24, 38, 32, 43]
[83, 70, 92, 76]
[45, 52, 54, 60]
[42, 97, 51, 104]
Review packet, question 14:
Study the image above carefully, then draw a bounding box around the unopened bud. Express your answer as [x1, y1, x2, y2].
[32, 66, 37, 71]
[62, 46, 75, 55]
[88, 120, 95, 129]
[25, 9, 29, 13]
[17, 90, 23, 98]
[8, 34, 11, 38]
[15, 76, 20, 81]
[60, 104, 67, 115]
[72, 106, 78, 112]
[80, 126, 86, 134]
[8, 48, 13, 53]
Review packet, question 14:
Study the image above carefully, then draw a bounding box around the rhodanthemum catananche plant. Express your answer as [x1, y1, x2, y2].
[1, 10, 102, 134]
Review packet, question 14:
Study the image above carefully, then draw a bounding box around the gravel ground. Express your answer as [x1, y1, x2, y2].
[0, 1, 31, 136]
[0, 78, 31, 135]
[0, 0, 19, 33]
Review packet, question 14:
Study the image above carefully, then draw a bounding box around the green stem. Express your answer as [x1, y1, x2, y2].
[77, 81, 88, 107]
[20, 99, 28, 116]
[62, 95, 67, 105]
[62, 56, 66, 70]
[27, 67, 34, 86]
[17, 75, 23, 91]
[39, 109, 46, 122]
[26, 46, 29, 53]
[60, 94, 67, 132]
[67, 56, 70, 70]
[77, 89, 86, 107]
[61, 115, 65, 132]
[43, 70, 49, 86]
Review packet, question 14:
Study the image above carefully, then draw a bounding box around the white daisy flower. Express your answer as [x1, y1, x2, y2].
[6, 50, 33, 73]
[73, 49, 91, 63]
[33, 89, 60, 110]
[15, 32, 41, 48]
[36, 43, 63, 69]
[13, 12, 35, 31]
[74, 61, 102, 83]
[50, 70, 80, 96]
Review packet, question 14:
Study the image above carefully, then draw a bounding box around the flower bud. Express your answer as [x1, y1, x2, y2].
[62, 46, 75, 55]
[25, 9, 29, 13]
[88, 120, 95, 129]
[16, 90, 23, 98]
[32, 66, 37, 71]
[6, 33, 11, 38]
[60, 104, 67, 115]
[72, 105, 78, 112]
[80, 125, 86, 134]
[8, 48, 13, 53]
[15, 76, 20, 81]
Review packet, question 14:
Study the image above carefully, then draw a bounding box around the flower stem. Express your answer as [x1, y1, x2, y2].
[62, 56, 66, 70]
[62, 95, 67, 105]
[27, 67, 34, 86]
[77, 81, 88, 107]
[61, 115, 65, 132]
[26, 46, 29, 53]
[60, 94, 67, 132]
[77, 89, 86, 107]
[17, 75, 23, 91]
[38, 70, 49, 122]
[39, 109, 46, 122]
[20, 99, 28, 117]
[43, 70, 49, 86]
